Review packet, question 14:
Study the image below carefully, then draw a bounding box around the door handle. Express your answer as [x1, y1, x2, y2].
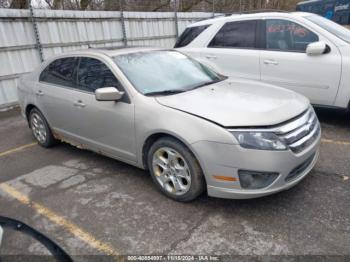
[35, 90, 44, 96]
[205, 55, 218, 60]
[73, 100, 86, 108]
[263, 59, 279, 65]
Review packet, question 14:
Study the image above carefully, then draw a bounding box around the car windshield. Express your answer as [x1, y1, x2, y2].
[306, 14, 350, 44]
[113, 50, 225, 95]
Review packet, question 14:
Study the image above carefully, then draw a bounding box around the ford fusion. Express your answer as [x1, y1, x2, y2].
[17, 48, 321, 202]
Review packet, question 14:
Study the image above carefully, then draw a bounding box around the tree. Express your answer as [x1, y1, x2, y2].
[10, 0, 27, 8]
[4, 0, 302, 11]
[0, 0, 10, 8]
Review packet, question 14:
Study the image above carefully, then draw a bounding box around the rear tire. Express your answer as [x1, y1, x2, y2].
[29, 108, 57, 148]
[147, 137, 205, 202]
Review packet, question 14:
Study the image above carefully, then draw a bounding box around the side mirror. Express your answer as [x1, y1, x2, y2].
[306, 41, 330, 56]
[0, 216, 73, 260]
[95, 87, 124, 101]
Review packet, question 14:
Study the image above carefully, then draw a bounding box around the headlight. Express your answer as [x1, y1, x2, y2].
[232, 132, 287, 151]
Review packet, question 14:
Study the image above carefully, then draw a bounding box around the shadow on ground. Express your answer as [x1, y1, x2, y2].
[315, 107, 350, 129]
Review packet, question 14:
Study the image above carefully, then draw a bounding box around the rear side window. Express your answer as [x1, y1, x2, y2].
[174, 25, 210, 48]
[208, 20, 257, 48]
[265, 19, 319, 52]
[39, 57, 77, 88]
[77, 57, 122, 93]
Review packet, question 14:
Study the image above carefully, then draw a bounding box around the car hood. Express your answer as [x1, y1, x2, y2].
[155, 78, 309, 127]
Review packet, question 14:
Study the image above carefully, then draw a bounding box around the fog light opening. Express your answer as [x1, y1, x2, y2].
[238, 170, 279, 189]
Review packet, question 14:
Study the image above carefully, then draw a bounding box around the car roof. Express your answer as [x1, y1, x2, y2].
[61, 46, 165, 58]
[297, 0, 321, 5]
[189, 11, 311, 27]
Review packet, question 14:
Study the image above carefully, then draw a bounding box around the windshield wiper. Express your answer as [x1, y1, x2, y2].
[189, 78, 226, 91]
[144, 89, 186, 96]
[144, 77, 227, 96]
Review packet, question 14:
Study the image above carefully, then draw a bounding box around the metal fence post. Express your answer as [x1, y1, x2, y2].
[28, 0, 44, 62]
[212, 0, 215, 17]
[174, 0, 179, 39]
[120, 0, 127, 46]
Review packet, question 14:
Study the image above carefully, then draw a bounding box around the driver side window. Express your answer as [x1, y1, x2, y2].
[266, 19, 319, 52]
[77, 57, 122, 92]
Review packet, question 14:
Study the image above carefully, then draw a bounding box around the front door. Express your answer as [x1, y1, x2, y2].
[260, 18, 342, 106]
[72, 57, 136, 162]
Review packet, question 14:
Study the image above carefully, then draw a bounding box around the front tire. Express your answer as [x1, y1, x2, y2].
[147, 137, 205, 202]
[29, 108, 57, 148]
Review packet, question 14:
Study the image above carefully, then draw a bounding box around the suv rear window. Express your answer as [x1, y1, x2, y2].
[174, 25, 210, 48]
[208, 20, 257, 49]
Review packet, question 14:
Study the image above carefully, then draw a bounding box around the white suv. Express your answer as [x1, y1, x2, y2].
[176, 12, 350, 110]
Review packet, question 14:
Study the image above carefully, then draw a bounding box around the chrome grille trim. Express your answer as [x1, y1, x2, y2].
[228, 107, 320, 154]
[288, 122, 320, 153]
[278, 107, 320, 153]
[276, 107, 320, 153]
[282, 113, 317, 145]
[273, 108, 313, 135]
[227, 108, 313, 134]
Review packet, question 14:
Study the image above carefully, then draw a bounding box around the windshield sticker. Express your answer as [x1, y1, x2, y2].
[267, 24, 309, 38]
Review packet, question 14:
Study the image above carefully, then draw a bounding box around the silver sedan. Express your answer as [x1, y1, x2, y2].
[18, 47, 321, 201]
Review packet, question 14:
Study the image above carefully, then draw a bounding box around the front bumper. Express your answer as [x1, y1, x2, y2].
[191, 132, 320, 199]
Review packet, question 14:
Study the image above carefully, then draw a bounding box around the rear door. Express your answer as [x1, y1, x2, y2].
[36, 57, 80, 135]
[260, 18, 342, 106]
[194, 19, 261, 80]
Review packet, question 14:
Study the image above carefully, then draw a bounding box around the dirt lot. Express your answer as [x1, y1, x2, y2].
[0, 107, 349, 261]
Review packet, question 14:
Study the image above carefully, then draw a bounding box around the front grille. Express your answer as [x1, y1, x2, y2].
[275, 108, 321, 153]
[285, 153, 316, 182]
[228, 107, 320, 154]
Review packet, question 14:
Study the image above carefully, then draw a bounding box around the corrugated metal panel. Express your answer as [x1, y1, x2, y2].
[0, 9, 214, 108]
[0, 9, 40, 107]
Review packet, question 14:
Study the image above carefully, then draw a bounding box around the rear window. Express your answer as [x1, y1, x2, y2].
[39, 57, 77, 88]
[208, 20, 257, 49]
[174, 25, 210, 48]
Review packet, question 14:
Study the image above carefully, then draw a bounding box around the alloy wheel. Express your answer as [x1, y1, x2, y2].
[30, 112, 47, 144]
[152, 147, 191, 196]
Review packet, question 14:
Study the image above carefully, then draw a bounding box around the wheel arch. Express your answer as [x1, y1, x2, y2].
[25, 104, 51, 128]
[141, 132, 204, 174]
[25, 104, 37, 126]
